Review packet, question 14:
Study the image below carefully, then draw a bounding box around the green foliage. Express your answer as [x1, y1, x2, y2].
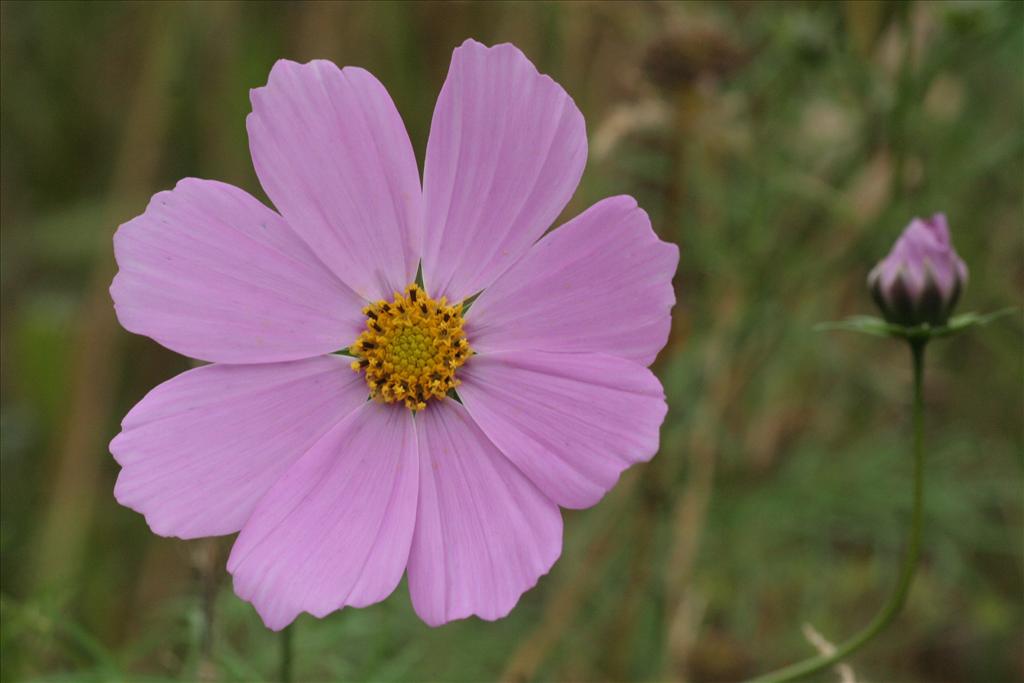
[1, 2, 1021, 682]
[817, 307, 1019, 340]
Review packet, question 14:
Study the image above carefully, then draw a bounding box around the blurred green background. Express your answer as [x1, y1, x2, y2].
[1, 1, 1022, 681]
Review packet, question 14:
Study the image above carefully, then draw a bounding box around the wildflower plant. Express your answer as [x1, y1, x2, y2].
[752, 214, 1013, 682]
[109, 40, 678, 630]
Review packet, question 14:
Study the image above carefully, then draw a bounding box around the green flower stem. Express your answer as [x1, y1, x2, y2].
[750, 340, 927, 683]
[280, 624, 293, 683]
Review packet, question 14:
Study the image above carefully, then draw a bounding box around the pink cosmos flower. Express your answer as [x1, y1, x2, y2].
[110, 39, 678, 629]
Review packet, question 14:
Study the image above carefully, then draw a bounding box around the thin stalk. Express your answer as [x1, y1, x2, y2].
[279, 625, 293, 683]
[750, 340, 927, 683]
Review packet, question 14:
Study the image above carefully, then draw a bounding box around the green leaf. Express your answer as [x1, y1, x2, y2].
[814, 316, 903, 338]
[931, 307, 1019, 337]
[816, 308, 1019, 341]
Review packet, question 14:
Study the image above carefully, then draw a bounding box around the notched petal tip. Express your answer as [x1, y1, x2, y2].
[459, 352, 667, 510]
[408, 401, 563, 626]
[453, 38, 524, 62]
[246, 54, 421, 300]
[109, 178, 364, 363]
[112, 358, 370, 542]
[466, 195, 677, 366]
[227, 403, 417, 632]
[421, 34, 588, 301]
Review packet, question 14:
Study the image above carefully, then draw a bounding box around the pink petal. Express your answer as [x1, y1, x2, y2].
[421, 39, 587, 303]
[248, 60, 421, 301]
[111, 178, 364, 364]
[111, 355, 368, 539]
[408, 400, 562, 626]
[227, 402, 417, 630]
[466, 196, 678, 366]
[458, 351, 667, 510]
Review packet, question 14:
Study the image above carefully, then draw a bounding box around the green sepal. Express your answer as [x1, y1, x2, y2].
[815, 307, 1017, 341]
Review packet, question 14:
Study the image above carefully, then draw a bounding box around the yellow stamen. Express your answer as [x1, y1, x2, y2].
[350, 284, 471, 412]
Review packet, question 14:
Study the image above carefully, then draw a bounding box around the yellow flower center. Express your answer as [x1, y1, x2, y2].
[350, 284, 471, 412]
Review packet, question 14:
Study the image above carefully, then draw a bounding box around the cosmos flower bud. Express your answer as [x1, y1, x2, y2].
[868, 213, 968, 326]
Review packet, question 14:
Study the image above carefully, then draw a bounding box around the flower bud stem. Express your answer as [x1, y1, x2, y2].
[750, 340, 927, 683]
[279, 624, 293, 683]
